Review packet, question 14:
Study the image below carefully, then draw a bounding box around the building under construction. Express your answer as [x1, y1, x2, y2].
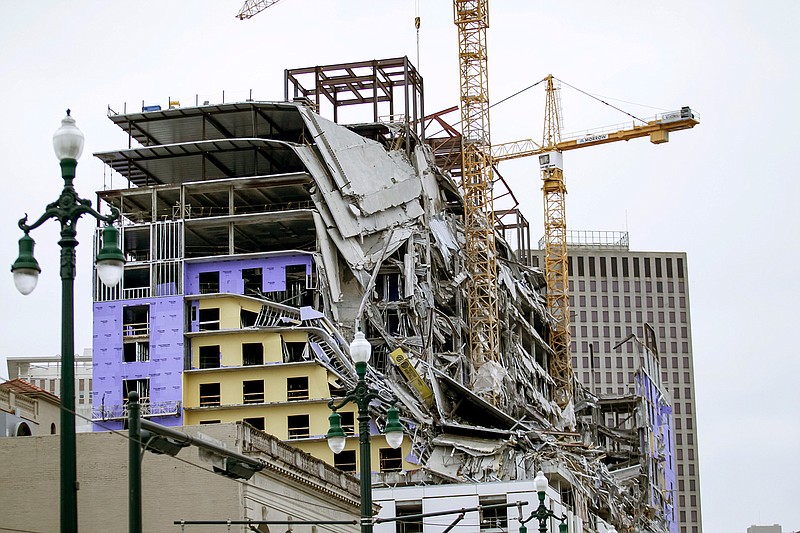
[89, 57, 681, 532]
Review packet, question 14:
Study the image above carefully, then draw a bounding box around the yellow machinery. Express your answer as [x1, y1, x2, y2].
[493, 74, 700, 408]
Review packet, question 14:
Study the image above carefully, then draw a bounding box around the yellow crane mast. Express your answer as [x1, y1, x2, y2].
[453, 0, 500, 375]
[540, 75, 572, 409]
[238, 0, 502, 388]
[493, 75, 700, 409]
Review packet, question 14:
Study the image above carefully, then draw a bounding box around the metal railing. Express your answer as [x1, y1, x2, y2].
[107, 89, 268, 116]
[538, 230, 629, 250]
[91, 400, 181, 421]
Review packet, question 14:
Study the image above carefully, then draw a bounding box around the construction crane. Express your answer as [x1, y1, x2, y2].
[237, 0, 502, 389]
[492, 75, 700, 409]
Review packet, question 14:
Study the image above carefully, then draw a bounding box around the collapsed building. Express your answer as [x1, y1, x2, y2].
[89, 57, 675, 532]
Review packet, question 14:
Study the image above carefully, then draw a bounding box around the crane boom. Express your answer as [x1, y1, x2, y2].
[493, 108, 700, 162]
[491, 75, 700, 410]
[236, 0, 283, 19]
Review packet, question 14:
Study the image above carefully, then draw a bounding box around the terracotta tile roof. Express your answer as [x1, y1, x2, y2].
[0, 378, 61, 404]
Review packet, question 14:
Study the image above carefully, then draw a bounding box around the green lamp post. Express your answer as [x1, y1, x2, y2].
[11, 110, 125, 533]
[518, 470, 569, 533]
[326, 330, 405, 533]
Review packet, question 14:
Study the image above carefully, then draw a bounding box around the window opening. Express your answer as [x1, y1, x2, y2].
[334, 450, 357, 473]
[243, 417, 265, 431]
[243, 380, 265, 404]
[287, 415, 310, 439]
[123, 305, 150, 337]
[123, 378, 150, 405]
[340, 411, 355, 435]
[199, 383, 221, 407]
[241, 308, 258, 328]
[198, 308, 220, 331]
[199, 271, 220, 294]
[479, 499, 508, 531]
[396, 501, 423, 533]
[379, 447, 403, 472]
[287, 377, 309, 401]
[199, 345, 221, 369]
[123, 340, 150, 363]
[242, 343, 264, 366]
[285, 264, 308, 307]
[283, 340, 307, 363]
[377, 272, 403, 302]
[243, 268, 263, 295]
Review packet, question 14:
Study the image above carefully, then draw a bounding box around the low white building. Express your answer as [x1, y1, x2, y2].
[6, 349, 93, 431]
[0, 378, 61, 436]
[374, 477, 616, 533]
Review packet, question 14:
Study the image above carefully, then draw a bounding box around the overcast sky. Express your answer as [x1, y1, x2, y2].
[1, 2, 798, 532]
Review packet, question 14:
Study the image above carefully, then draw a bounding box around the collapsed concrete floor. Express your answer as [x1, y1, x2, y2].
[93, 58, 677, 531]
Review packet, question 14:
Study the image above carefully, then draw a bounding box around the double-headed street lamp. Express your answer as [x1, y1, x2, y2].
[12, 111, 125, 533]
[326, 330, 405, 533]
[518, 470, 569, 533]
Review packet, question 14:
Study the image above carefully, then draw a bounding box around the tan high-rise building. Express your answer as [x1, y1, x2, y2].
[533, 230, 703, 533]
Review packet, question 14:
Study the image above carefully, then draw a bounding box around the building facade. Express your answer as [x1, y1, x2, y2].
[534, 230, 702, 533]
[0, 378, 61, 437]
[7, 350, 93, 431]
[86, 57, 682, 532]
[0, 422, 362, 532]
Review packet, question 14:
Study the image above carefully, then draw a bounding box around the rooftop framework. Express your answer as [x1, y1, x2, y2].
[285, 57, 424, 155]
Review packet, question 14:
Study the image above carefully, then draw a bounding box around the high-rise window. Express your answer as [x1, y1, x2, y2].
[199, 383, 221, 406]
[379, 447, 403, 472]
[243, 268, 263, 294]
[243, 380, 265, 404]
[199, 345, 221, 369]
[198, 308, 220, 331]
[287, 415, 310, 439]
[198, 271, 220, 294]
[334, 450, 357, 473]
[287, 377, 309, 401]
[243, 417, 265, 431]
[242, 343, 264, 366]
[123, 378, 150, 404]
[123, 304, 150, 362]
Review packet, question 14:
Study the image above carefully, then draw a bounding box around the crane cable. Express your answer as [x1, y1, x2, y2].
[414, 0, 421, 70]
[553, 76, 648, 125]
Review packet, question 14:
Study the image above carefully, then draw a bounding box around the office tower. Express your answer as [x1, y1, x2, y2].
[535, 230, 702, 533]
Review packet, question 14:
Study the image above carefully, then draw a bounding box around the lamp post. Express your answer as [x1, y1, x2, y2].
[326, 330, 405, 533]
[519, 471, 568, 533]
[11, 110, 125, 533]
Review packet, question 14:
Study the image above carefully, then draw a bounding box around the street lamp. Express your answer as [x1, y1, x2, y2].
[326, 330, 405, 533]
[519, 470, 568, 533]
[11, 110, 125, 533]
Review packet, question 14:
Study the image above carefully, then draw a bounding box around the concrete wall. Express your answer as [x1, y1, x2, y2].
[0, 423, 360, 532]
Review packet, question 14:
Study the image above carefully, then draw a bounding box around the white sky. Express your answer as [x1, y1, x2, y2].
[1, 2, 798, 532]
